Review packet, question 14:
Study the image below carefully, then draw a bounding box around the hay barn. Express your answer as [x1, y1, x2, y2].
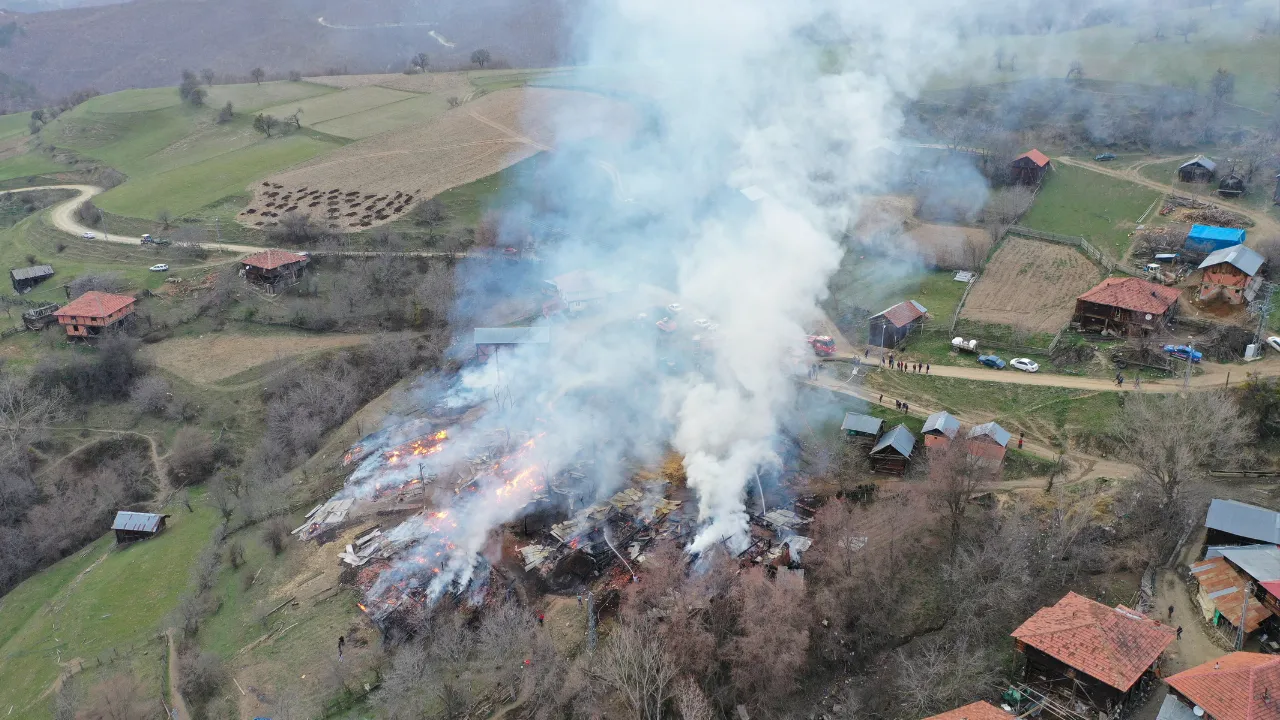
[1178, 156, 1216, 183]
[10, 265, 53, 294]
[1010, 149, 1051, 186]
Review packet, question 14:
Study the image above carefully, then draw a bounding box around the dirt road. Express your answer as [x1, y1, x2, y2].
[1152, 528, 1226, 676]
[166, 628, 192, 720]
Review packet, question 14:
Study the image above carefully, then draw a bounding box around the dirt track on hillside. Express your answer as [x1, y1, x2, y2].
[141, 332, 376, 384]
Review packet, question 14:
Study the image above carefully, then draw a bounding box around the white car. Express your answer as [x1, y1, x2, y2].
[667, 303, 683, 314]
[149, 264, 170, 272]
[81, 231, 95, 239]
[1268, 336, 1280, 353]
[693, 318, 712, 329]
[1010, 358, 1039, 373]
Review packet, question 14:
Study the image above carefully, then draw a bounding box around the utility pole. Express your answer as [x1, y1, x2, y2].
[1239, 581, 1253, 650]
[215, 216, 221, 243]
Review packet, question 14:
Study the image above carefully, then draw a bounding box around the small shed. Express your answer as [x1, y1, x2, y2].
[1218, 172, 1246, 198]
[1178, 155, 1216, 183]
[1185, 224, 1247, 254]
[868, 300, 927, 348]
[240, 249, 309, 294]
[10, 265, 54, 294]
[869, 423, 915, 475]
[840, 412, 882, 442]
[474, 327, 551, 361]
[921, 411, 960, 450]
[1204, 499, 1280, 547]
[111, 511, 167, 544]
[968, 421, 1012, 465]
[1011, 149, 1051, 186]
[1197, 244, 1264, 305]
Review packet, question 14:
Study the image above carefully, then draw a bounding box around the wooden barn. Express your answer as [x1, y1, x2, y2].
[840, 412, 882, 445]
[1178, 155, 1216, 183]
[868, 300, 927, 348]
[869, 424, 916, 475]
[10, 265, 54, 294]
[1197, 244, 1264, 305]
[111, 511, 167, 544]
[1011, 149, 1051, 186]
[921, 411, 960, 450]
[473, 327, 551, 362]
[240, 249, 309, 294]
[1072, 277, 1180, 336]
[1012, 592, 1175, 714]
[52, 291, 136, 340]
[1218, 172, 1246, 198]
[967, 421, 1012, 466]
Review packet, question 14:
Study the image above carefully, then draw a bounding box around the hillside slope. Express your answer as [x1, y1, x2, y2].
[0, 0, 573, 101]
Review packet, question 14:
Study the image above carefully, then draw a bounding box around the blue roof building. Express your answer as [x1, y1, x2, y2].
[1185, 225, 1247, 253]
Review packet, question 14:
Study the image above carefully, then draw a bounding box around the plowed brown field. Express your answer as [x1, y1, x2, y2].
[959, 236, 1102, 333]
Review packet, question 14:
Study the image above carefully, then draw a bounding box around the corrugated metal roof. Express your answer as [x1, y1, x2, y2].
[872, 300, 928, 329]
[1205, 499, 1280, 544]
[111, 511, 163, 533]
[840, 412, 882, 435]
[1180, 155, 1217, 172]
[1219, 544, 1280, 583]
[968, 421, 1012, 447]
[870, 424, 915, 457]
[10, 265, 54, 282]
[1198, 244, 1264, 276]
[922, 411, 960, 438]
[1189, 555, 1273, 633]
[1155, 694, 1200, 720]
[1187, 225, 1247, 244]
[474, 327, 551, 344]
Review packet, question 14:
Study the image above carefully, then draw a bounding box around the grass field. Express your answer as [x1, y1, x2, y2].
[0, 497, 219, 718]
[312, 93, 453, 140]
[1021, 164, 1161, 259]
[260, 86, 417, 131]
[0, 152, 69, 183]
[827, 263, 971, 364]
[0, 111, 30, 141]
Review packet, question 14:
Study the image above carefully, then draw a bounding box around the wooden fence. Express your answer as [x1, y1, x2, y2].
[1007, 226, 1138, 277]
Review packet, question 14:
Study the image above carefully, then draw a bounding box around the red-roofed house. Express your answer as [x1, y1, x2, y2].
[52, 291, 136, 339]
[923, 702, 1013, 720]
[1012, 592, 1176, 712]
[1165, 652, 1280, 720]
[240, 249, 309, 293]
[869, 300, 928, 348]
[1012, 149, 1052, 185]
[1072, 277, 1182, 336]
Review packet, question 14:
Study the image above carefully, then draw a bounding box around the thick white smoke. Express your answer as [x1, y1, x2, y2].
[354, 0, 996, 598]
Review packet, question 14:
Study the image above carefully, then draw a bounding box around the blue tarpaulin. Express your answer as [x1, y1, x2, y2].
[1186, 224, 1247, 252]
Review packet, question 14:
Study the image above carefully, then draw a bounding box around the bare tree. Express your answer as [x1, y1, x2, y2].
[156, 208, 172, 230]
[216, 101, 234, 124]
[729, 567, 810, 710]
[594, 618, 677, 720]
[207, 472, 236, 522]
[410, 53, 429, 72]
[129, 375, 170, 416]
[75, 673, 152, 720]
[201, 68, 215, 86]
[250, 67, 265, 85]
[1066, 60, 1084, 81]
[0, 374, 65, 458]
[894, 633, 999, 717]
[674, 677, 714, 720]
[470, 49, 491, 68]
[1211, 68, 1236, 109]
[927, 437, 999, 553]
[167, 427, 217, 484]
[1175, 18, 1201, 43]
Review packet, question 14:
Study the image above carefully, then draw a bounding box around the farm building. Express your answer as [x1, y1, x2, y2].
[1178, 155, 1217, 183]
[1012, 592, 1175, 713]
[1204, 499, 1280, 547]
[53, 291, 136, 339]
[1188, 555, 1273, 641]
[1217, 172, 1246, 198]
[111, 511, 167, 544]
[21, 303, 59, 330]
[1164, 653, 1280, 720]
[545, 270, 620, 314]
[241, 249, 309, 293]
[1010, 149, 1051, 185]
[1185, 225, 1247, 254]
[868, 300, 927, 348]
[840, 412, 882, 441]
[967, 421, 1012, 465]
[869, 423, 915, 475]
[1196, 244, 1264, 305]
[923, 702, 1012, 720]
[10, 265, 53, 294]
[473, 327, 551, 362]
[921, 411, 960, 450]
[1207, 544, 1280, 619]
[1072, 277, 1181, 336]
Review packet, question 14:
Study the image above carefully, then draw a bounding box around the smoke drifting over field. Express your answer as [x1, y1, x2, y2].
[354, 0, 1007, 599]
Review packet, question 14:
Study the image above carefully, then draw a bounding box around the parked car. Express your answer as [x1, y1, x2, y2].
[693, 318, 713, 329]
[1010, 358, 1040, 373]
[81, 231, 95, 239]
[149, 264, 170, 272]
[656, 317, 677, 333]
[1095, 153, 1117, 161]
[1163, 344, 1202, 363]
[1268, 336, 1280, 353]
[978, 354, 1006, 370]
[667, 303, 683, 314]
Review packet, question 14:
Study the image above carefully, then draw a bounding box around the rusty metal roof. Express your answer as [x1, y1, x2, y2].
[111, 511, 163, 533]
[872, 300, 927, 329]
[1189, 556, 1273, 633]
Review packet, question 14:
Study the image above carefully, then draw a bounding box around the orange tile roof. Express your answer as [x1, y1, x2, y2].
[1016, 149, 1051, 167]
[1077, 277, 1182, 315]
[924, 702, 1013, 720]
[1011, 591, 1176, 691]
[242, 249, 309, 271]
[53, 291, 135, 319]
[1189, 557, 1274, 633]
[1166, 652, 1280, 720]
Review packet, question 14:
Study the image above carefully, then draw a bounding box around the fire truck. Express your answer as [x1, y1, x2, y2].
[807, 335, 836, 357]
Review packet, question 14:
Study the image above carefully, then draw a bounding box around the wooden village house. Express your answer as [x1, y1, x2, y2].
[1072, 277, 1181, 336]
[111, 511, 167, 544]
[1163, 652, 1280, 720]
[52, 291, 136, 339]
[924, 703, 1013, 720]
[240, 249, 309, 293]
[869, 423, 916, 475]
[1179, 156, 1217, 183]
[473, 327, 551, 362]
[1012, 592, 1175, 714]
[921, 411, 960, 450]
[1197, 244, 1264, 305]
[1011, 149, 1051, 186]
[10, 265, 53, 294]
[967, 421, 1012, 466]
[868, 300, 927, 348]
